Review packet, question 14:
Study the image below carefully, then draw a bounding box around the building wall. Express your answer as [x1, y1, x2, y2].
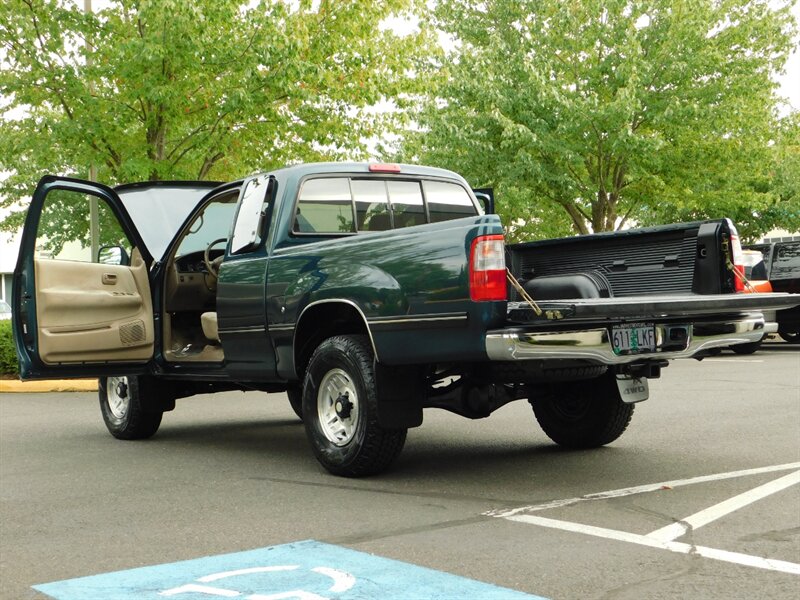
[0, 211, 23, 303]
[760, 229, 800, 243]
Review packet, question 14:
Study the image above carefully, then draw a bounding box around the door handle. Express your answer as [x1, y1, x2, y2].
[102, 273, 118, 285]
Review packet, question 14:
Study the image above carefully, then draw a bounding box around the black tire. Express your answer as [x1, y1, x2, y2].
[99, 376, 163, 440]
[731, 340, 762, 355]
[778, 328, 800, 344]
[302, 335, 407, 477]
[529, 371, 634, 448]
[287, 386, 303, 420]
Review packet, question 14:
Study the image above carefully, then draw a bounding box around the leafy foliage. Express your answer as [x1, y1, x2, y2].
[0, 320, 18, 376]
[401, 0, 797, 240]
[34, 190, 128, 257]
[0, 0, 436, 234]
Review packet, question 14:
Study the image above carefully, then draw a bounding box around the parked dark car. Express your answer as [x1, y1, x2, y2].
[747, 240, 800, 343]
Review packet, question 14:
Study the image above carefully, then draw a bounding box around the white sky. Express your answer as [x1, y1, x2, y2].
[777, 1, 800, 112]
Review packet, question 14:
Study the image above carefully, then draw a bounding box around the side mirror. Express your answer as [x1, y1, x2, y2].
[97, 245, 130, 266]
[473, 188, 495, 214]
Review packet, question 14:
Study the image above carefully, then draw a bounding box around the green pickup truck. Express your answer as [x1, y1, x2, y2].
[12, 163, 800, 476]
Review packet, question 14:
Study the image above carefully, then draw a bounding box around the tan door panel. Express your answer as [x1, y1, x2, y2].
[35, 250, 154, 364]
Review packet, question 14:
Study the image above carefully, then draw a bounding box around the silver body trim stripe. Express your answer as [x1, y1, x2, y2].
[368, 314, 467, 326]
[219, 326, 267, 334]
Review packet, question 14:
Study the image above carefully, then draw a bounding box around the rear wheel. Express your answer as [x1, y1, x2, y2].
[778, 328, 800, 344]
[99, 376, 163, 440]
[529, 371, 634, 448]
[302, 335, 407, 477]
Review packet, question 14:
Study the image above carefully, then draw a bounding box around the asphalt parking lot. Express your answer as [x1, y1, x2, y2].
[1, 343, 798, 599]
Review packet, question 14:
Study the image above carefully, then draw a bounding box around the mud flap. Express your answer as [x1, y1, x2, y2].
[138, 376, 177, 413]
[616, 376, 649, 404]
[374, 362, 424, 428]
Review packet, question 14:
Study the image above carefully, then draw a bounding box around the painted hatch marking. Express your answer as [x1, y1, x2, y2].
[488, 462, 800, 575]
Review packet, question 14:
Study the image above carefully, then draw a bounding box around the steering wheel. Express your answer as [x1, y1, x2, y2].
[203, 238, 227, 279]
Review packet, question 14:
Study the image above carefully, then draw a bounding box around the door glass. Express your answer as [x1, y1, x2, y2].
[231, 176, 270, 254]
[35, 189, 131, 263]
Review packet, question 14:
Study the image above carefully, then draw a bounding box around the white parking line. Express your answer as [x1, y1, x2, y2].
[486, 462, 800, 518]
[647, 470, 800, 542]
[488, 463, 800, 575]
[504, 515, 800, 575]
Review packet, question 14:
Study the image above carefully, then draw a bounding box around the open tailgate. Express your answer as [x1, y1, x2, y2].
[506, 292, 800, 323]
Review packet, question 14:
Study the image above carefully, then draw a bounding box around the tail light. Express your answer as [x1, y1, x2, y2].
[469, 234, 507, 301]
[727, 219, 745, 292]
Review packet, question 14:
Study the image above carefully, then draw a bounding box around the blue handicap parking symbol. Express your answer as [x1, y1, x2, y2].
[34, 539, 547, 599]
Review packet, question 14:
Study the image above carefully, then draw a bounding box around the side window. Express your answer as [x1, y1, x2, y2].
[294, 178, 355, 234]
[35, 189, 131, 264]
[387, 181, 425, 229]
[231, 176, 270, 254]
[352, 179, 391, 231]
[424, 181, 477, 223]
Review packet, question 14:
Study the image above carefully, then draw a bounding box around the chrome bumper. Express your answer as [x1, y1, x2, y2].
[486, 314, 766, 365]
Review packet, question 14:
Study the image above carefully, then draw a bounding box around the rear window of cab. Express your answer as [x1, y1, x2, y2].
[292, 177, 478, 235]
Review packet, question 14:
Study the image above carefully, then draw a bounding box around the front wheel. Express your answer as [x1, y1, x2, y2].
[99, 376, 163, 440]
[778, 328, 800, 344]
[529, 371, 634, 448]
[302, 335, 407, 477]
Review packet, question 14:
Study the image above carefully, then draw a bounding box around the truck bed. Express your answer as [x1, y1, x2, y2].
[508, 220, 734, 297]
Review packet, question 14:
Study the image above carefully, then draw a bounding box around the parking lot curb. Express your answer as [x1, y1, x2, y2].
[0, 378, 98, 393]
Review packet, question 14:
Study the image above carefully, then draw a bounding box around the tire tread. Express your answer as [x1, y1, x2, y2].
[304, 335, 406, 477]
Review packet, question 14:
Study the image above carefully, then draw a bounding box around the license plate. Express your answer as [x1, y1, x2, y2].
[611, 323, 656, 355]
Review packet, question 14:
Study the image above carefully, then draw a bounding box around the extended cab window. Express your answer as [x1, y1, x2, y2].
[424, 181, 476, 223]
[295, 178, 355, 234]
[353, 179, 390, 231]
[388, 181, 425, 228]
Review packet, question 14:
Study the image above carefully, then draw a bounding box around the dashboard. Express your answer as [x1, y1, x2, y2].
[165, 250, 224, 312]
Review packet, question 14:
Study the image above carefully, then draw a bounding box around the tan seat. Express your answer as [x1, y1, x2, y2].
[200, 312, 219, 343]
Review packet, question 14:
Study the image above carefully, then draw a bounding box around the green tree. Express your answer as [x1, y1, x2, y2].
[0, 0, 435, 232]
[401, 0, 796, 241]
[721, 111, 800, 243]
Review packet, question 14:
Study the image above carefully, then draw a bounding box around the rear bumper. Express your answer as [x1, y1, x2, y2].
[486, 314, 766, 365]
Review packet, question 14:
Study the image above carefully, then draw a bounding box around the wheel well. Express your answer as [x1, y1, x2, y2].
[294, 302, 371, 379]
